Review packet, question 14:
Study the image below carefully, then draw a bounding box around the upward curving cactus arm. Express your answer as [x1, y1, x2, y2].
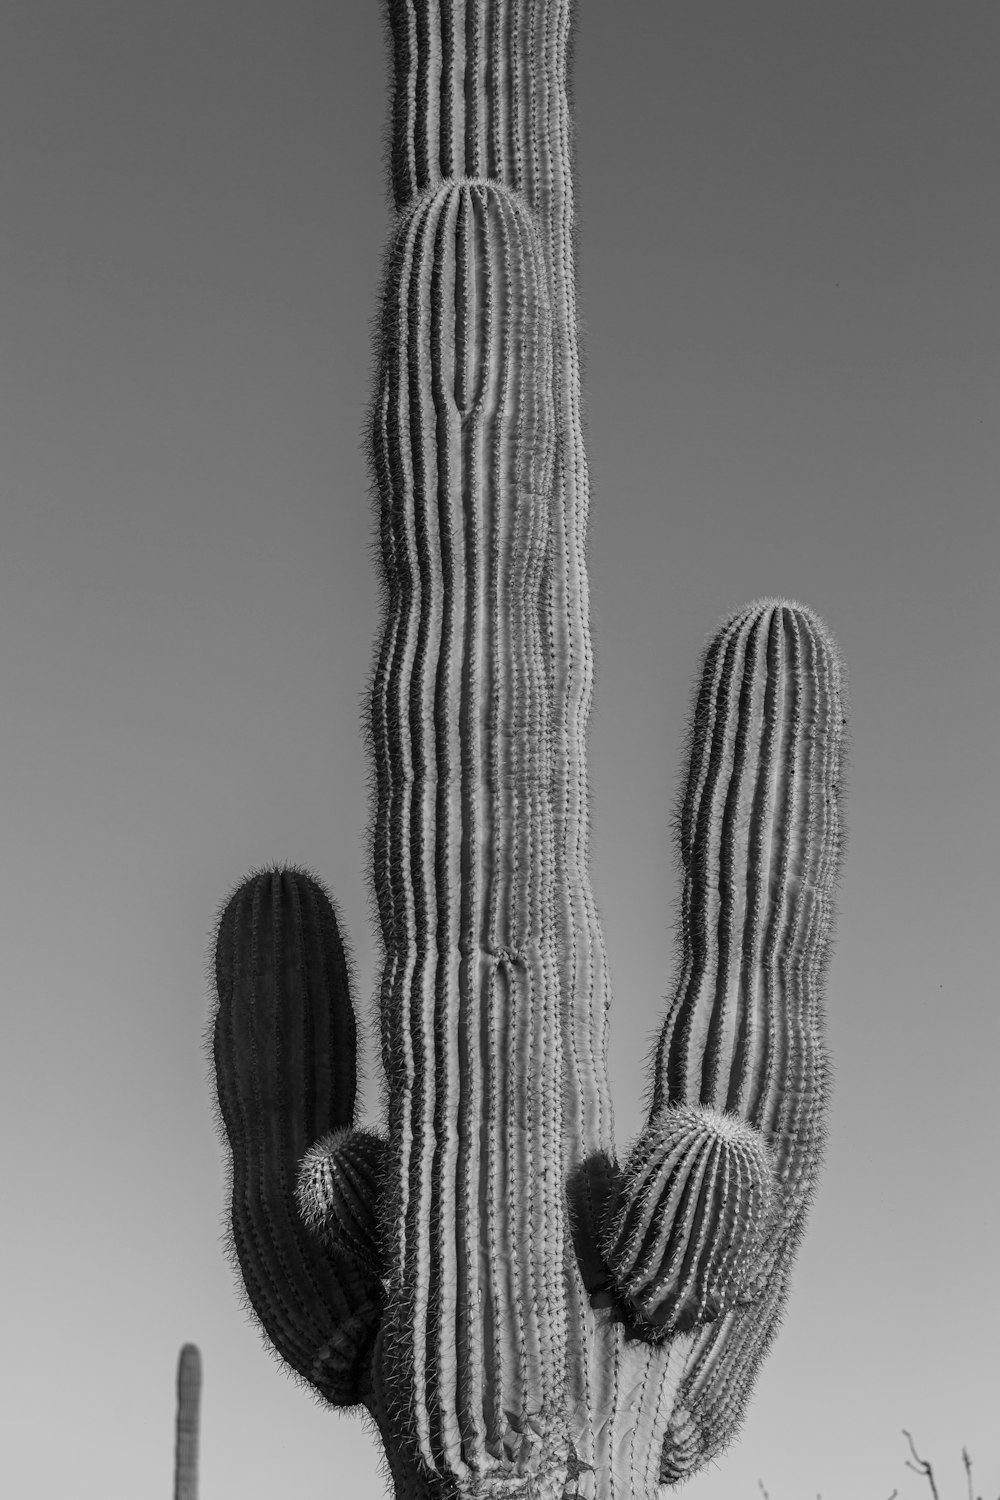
[629, 598, 847, 1480]
[211, 866, 384, 1405]
[207, 5, 850, 1496]
[384, 0, 617, 1288]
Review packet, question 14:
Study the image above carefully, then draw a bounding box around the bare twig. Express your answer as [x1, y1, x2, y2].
[963, 1445, 973, 1500]
[903, 1429, 941, 1500]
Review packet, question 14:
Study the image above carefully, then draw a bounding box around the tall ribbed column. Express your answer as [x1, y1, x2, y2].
[368, 176, 569, 1493]
[384, 0, 617, 1283]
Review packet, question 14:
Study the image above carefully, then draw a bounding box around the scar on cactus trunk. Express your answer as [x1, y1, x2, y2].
[207, 3, 848, 1497]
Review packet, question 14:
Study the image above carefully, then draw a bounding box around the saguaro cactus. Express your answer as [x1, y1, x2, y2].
[209, 5, 848, 1498]
[173, 1343, 201, 1500]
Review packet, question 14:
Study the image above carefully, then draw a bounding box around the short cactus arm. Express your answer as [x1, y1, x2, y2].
[212, 866, 383, 1404]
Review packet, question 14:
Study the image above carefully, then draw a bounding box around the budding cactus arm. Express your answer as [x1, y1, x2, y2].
[211, 866, 383, 1405]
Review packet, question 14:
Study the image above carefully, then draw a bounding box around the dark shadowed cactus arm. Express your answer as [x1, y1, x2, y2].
[211, 866, 384, 1405]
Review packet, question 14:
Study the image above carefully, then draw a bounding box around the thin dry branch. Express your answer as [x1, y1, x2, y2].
[903, 1430, 941, 1500]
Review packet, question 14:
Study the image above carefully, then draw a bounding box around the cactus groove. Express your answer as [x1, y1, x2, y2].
[207, 6, 849, 1497]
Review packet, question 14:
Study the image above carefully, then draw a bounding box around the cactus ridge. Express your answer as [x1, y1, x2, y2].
[600, 1104, 775, 1340]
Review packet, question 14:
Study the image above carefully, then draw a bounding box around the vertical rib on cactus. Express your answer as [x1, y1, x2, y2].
[366, 176, 569, 1490]
[173, 1343, 201, 1500]
[212, 866, 383, 1405]
[384, 0, 617, 1295]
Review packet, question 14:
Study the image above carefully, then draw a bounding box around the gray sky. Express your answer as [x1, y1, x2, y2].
[3, 3, 998, 1498]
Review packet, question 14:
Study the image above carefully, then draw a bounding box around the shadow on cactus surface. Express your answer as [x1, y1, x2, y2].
[207, 3, 849, 1497]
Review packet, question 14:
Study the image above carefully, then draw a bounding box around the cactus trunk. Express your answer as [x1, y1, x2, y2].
[208, 4, 849, 1497]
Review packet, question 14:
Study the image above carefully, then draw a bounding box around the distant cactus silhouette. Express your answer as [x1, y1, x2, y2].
[208, 4, 848, 1496]
[173, 1343, 201, 1500]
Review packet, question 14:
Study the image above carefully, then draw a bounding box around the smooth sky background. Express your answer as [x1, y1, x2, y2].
[3, 3, 998, 1498]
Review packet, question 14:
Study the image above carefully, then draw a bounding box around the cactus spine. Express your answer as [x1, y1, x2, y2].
[208, 5, 848, 1497]
[174, 1343, 201, 1500]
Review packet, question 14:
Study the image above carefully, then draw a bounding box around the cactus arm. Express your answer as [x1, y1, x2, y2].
[212, 866, 383, 1405]
[173, 1343, 201, 1500]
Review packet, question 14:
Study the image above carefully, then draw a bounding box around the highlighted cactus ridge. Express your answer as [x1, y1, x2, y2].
[298, 1127, 388, 1276]
[212, 866, 383, 1406]
[601, 1104, 775, 1339]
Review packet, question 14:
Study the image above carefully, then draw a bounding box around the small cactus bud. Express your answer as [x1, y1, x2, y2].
[600, 1104, 775, 1338]
[297, 1127, 387, 1277]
